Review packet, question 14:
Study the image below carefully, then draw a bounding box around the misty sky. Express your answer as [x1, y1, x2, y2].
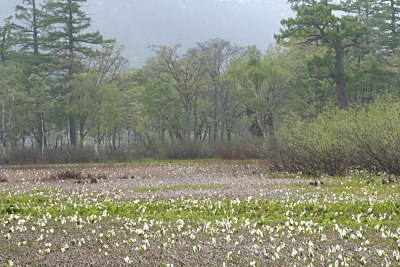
[0, 0, 292, 66]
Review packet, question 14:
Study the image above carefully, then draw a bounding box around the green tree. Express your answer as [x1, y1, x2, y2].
[67, 42, 129, 152]
[0, 63, 24, 159]
[15, 0, 43, 58]
[194, 38, 243, 144]
[138, 65, 184, 143]
[26, 74, 51, 154]
[42, 0, 109, 145]
[341, 0, 380, 54]
[230, 46, 291, 136]
[77, 43, 128, 146]
[14, 0, 54, 153]
[0, 16, 17, 63]
[376, 0, 400, 53]
[150, 45, 203, 141]
[277, 0, 368, 109]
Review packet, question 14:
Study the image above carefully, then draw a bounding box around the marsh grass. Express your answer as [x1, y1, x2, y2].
[1, 164, 400, 266]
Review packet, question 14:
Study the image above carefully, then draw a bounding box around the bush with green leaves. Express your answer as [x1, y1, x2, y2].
[267, 95, 400, 175]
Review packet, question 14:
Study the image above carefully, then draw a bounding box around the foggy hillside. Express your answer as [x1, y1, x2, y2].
[0, 0, 291, 66]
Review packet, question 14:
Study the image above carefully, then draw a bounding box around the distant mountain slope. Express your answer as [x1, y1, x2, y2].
[0, 0, 291, 66]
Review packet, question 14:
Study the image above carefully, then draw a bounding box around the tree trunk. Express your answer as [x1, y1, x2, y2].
[227, 125, 232, 143]
[112, 125, 117, 152]
[334, 41, 348, 109]
[266, 111, 274, 136]
[79, 118, 87, 147]
[212, 85, 218, 146]
[390, 0, 397, 51]
[1, 96, 14, 159]
[220, 106, 226, 143]
[1, 103, 6, 158]
[246, 107, 263, 137]
[0, 29, 6, 62]
[39, 112, 46, 154]
[184, 101, 192, 142]
[32, 0, 39, 55]
[67, 0, 78, 145]
[194, 96, 198, 142]
[94, 122, 101, 159]
[69, 116, 77, 146]
[220, 89, 228, 143]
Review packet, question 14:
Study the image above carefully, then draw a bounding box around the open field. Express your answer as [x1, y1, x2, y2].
[0, 160, 400, 266]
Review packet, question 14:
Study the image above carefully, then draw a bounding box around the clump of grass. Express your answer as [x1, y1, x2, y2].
[51, 170, 83, 180]
[97, 174, 108, 180]
[119, 174, 135, 180]
[50, 170, 108, 184]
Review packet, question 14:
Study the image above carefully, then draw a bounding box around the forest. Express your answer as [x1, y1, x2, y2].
[1, 0, 400, 175]
[1, 2, 400, 265]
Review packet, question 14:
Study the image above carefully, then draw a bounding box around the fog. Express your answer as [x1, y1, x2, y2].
[0, 0, 291, 66]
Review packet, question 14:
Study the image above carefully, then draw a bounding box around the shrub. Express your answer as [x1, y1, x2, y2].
[4, 146, 98, 165]
[157, 141, 212, 159]
[343, 96, 400, 174]
[102, 145, 149, 162]
[9, 149, 42, 164]
[42, 148, 68, 164]
[267, 95, 400, 176]
[269, 109, 355, 175]
[215, 138, 264, 159]
[65, 146, 97, 163]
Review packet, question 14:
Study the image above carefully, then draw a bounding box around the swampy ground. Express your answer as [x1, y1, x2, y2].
[0, 160, 399, 266]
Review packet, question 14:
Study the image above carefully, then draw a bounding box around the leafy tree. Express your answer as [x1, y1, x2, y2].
[42, 0, 110, 145]
[149, 45, 203, 141]
[376, 0, 400, 53]
[0, 63, 24, 159]
[286, 44, 338, 117]
[347, 53, 395, 104]
[88, 43, 128, 85]
[0, 16, 17, 63]
[13, 0, 55, 153]
[277, 0, 368, 109]
[194, 38, 243, 144]
[341, 0, 380, 55]
[138, 66, 183, 143]
[230, 46, 291, 136]
[15, 0, 43, 58]
[99, 83, 138, 152]
[77, 43, 128, 146]
[66, 43, 130, 153]
[26, 74, 51, 154]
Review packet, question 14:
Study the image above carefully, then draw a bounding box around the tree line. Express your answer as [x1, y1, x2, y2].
[0, 0, 400, 163]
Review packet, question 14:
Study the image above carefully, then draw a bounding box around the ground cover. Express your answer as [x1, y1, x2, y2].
[0, 161, 399, 266]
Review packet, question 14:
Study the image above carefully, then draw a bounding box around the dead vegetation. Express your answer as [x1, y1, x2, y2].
[50, 170, 108, 184]
[50, 170, 83, 180]
[119, 174, 135, 180]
